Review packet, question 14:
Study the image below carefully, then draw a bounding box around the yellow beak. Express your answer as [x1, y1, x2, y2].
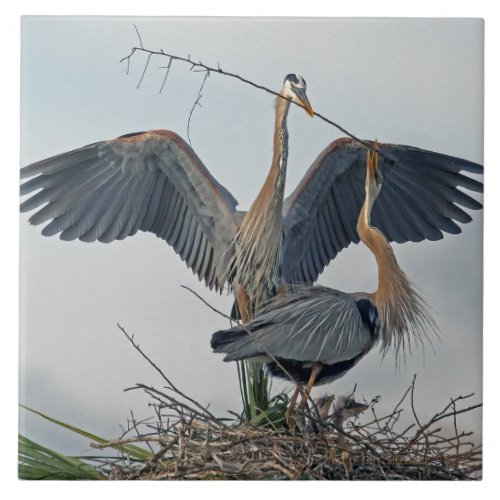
[293, 88, 314, 117]
[367, 140, 381, 181]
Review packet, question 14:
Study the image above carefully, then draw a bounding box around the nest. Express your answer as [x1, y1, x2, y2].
[84, 375, 481, 480]
[71, 325, 481, 480]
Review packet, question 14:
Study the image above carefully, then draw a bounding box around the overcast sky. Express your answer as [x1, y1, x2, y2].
[19, 17, 483, 454]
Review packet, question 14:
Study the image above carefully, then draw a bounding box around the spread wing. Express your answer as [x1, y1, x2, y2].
[20, 130, 239, 291]
[212, 287, 376, 365]
[281, 138, 483, 284]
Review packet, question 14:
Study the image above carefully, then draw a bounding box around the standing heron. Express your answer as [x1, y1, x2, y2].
[211, 146, 438, 424]
[20, 74, 482, 415]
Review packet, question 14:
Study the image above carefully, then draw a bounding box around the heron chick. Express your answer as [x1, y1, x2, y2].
[331, 395, 369, 429]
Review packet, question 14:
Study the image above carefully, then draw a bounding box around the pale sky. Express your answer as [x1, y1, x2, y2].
[19, 17, 483, 454]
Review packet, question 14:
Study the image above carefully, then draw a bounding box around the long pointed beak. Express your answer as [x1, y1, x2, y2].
[293, 88, 314, 117]
[367, 141, 380, 180]
[349, 401, 369, 413]
[340, 400, 369, 419]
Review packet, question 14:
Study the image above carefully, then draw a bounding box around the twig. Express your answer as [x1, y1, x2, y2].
[180, 285, 232, 321]
[159, 57, 173, 94]
[187, 71, 210, 145]
[133, 23, 144, 49]
[117, 323, 178, 391]
[120, 40, 394, 161]
[136, 53, 152, 89]
[409, 374, 422, 428]
[116, 323, 222, 424]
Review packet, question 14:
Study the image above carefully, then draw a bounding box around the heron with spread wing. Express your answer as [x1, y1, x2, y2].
[20, 73, 482, 310]
[20, 73, 482, 416]
[211, 146, 438, 425]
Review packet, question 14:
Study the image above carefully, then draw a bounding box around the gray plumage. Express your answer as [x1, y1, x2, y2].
[281, 139, 483, 284]
[20, 129, 483, 296]
[211, 146, 443, 393]
[211, 286, 379, 384]
[20, 131, 239, 291]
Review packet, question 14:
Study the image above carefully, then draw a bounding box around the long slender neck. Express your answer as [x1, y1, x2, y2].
[249, 95, 290, 218]
[231, 95, 291, 313]
[356, 197, 401, 303]
[356, 184, 435, 355]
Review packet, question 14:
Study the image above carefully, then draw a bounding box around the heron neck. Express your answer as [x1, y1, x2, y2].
[258, 95, 290, 209]
[356, 192, 434, 354]
[356, 208, 402, 303]
[244, 95, 290, 230]
[272, 94, 290, 185]
[232, 96, 290, 312]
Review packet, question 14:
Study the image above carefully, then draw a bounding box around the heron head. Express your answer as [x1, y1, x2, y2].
[334, 395, 369, 419]
[282, 74, 314, 117]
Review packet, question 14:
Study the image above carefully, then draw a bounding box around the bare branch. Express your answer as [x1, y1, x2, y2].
[133, 23, 144, 49]
[137, 52, 152, 89]
[159, 57, 173, 94]
[187, 71, 210, 146]
[180, 285, 232, 321]
[116, 323, 221, 424]
[120, 43, 395, 162]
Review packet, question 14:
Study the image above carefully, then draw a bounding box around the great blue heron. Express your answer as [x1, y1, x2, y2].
[211, 146, 437, 424]
[20, 74, 482, 415]
[20, 73, 482, 319]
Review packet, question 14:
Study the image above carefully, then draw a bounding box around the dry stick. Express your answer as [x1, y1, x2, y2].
[133, 23, 144, 49]
[400, 392, 482, 454]
[137, 52, 152, 89]
[130, 383, 221, 429]
[180, 285, 232, 321]
[159, 57, 173, 94]
[409, 374, 422, 428]
[431, 403, 482, 424]
[187, 72, 210, 145]
[116, 323, 220, 423]
[120, 44, 393, 163]
[129, 410, 155, 454]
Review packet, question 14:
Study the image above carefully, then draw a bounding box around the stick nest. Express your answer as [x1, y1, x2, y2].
[88, 377, 481, 480]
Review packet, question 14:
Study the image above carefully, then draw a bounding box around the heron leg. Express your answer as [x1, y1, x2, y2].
[299, 363, 323, 410]
[286, 385, 302, 428]
[235, 284, 251, 323]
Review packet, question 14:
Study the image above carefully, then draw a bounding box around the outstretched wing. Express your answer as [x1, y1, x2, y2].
[212, 287, 376, 365]
[281, 138, 483, 284]
[20, 130, 239, 291]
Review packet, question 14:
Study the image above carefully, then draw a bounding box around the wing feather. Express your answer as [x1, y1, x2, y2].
[282, 139, 483, 284]
[20, 130, 239, 290]
[390, 166, 473, 222]
[215, 287, 375, 365]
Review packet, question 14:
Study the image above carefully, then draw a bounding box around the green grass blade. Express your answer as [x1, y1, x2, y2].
[20, 405, 153, 461]
[18, 435, 104, 480]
